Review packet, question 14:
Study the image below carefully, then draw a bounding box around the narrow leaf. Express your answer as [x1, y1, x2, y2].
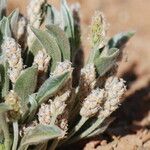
[36, 72, 70, 104]
[46, 25, 70, 60]
[0, 61, 9, 98]
[108, 31, 135, 49]
[31, 27, 61, 71]
[0, 114, 11, 150]
[27, 93, 38, 121]
[0, 0, 7, 20]
[61, 0, 75, 55]
[8, 9, 19, 37]
[0, 17, 11, 37]
[61, 0, 74, 38]
[45, 4, 61, 26]
[19, 124, 63, 150]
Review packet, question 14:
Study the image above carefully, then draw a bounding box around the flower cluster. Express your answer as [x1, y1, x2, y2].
[1, 37, 23, 83]
[99, 76, 126, 118]
[79, 64, 96, 100]
[27, 0, 46, 46]
[91, 11, 107, 48]
[33, 49, 50, 72]
[80, 88, 106, 118]
[5, 90, 22, 121]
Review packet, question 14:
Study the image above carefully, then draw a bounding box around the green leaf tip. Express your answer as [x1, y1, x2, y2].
[108, 31, 135, 49]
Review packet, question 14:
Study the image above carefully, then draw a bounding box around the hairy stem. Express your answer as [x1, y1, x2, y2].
[49, 113, 60, 150]
[12, 121, 19, 150]
[67, 117, 104, 145]
[87, 117, 114, 138]
[49, 139, 59, 150]
[68, 117, 88, 139]
[0, 114, 11, 150]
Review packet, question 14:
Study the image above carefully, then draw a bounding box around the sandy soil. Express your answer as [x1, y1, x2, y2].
[7, 0, 150, 149]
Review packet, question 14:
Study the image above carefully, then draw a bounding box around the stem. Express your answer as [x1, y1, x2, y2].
[36, 142, 48, 150]
[48, 139, 59, 150]
[12, 121, 19, 150]
[59, 117, 88, 147]
[78, 117, 104, 138]
[87, 117, 114, 138]
[67, 117, 88, 140]
[67, 117, 105, 145]
[0, 114, 11, 150]
[49, 113, 60, 150]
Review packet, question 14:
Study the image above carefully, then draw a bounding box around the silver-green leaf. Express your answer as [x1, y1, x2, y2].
[31, 27, 61, 71]
[19, 124, 63, 150]
[61, 0, 74, 45]
[0, 61, 9, 98]
[108, 31, 135, 49]
[95, 48, 119, 76]
[8, 9, 19, 37]
[36, 72, 70, 104]
[0, 17, 11, 37]
[0, 0, 7, 20]
[45, 4, 61, 26]
[14, 66, 38, 114]
[29, 38, 43, 56]
[46, 25, 70, 60]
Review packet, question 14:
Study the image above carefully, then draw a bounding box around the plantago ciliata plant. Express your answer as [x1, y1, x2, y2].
[0, 0, 134, 149]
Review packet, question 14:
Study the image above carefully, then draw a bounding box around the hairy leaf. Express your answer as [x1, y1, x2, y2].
[31, 27, 61, 71]
[0, 61, 9, 98]
[87, 46, 104, 64]
[0, 0, 7, 20]
[36, 72, 70, 104]
[27, 93, 38, 121]
[14, 66, 38, 114]
[30, 39, 43, 56]
[45, 4, 61, 26]
[19, 124, 63, 150]
[8, 9, 19, 37]
[108, 31, 135, 49]
[0, 17, 11, 37]
[61, 0, 74, 37]
[61, 0, 75, 54]
[46, 25, 70, 60]
[95, 48, 119, 76]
